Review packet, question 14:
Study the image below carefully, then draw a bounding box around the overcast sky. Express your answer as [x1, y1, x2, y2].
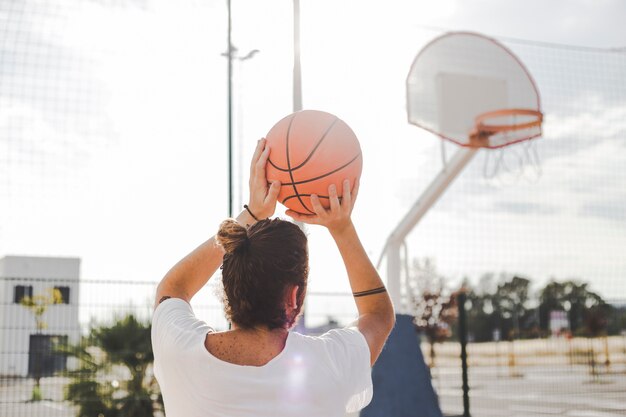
[1, 0, 625, 325]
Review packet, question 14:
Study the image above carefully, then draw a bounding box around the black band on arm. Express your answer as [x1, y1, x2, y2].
[158, 296, 172, 305]
[353, 286, 387, 298]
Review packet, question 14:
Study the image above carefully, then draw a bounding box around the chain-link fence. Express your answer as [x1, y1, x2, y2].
[2, 1, 626, 417]
[0, 276, 361, 417]
[1, 276, 625, 416]
[436, 295, 626, 416]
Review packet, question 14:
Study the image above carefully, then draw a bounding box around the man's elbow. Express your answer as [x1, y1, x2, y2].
[384, 308, 396, 338]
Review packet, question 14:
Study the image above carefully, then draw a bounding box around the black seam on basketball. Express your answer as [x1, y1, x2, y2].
[285, 114, 315, 214]
[279, 152, 361, 186]
[267, 117, 339, 172]
[268, 158, 285, 171]
[282, 194, 343, 204]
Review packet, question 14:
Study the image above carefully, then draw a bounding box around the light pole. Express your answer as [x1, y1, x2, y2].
[234, 48, 259, 211]
[225, 0, 258, 217]
[293, 0, 302, 113]
[226, 0, 233, 217]
[292, 0, 308, 334]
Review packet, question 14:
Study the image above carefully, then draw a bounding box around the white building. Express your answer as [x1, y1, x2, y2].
[0, 255, 80, 377]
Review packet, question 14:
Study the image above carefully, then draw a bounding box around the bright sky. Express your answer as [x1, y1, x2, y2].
[1, 0, 626, 326]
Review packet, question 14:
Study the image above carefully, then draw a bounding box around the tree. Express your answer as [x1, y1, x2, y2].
[63, 315, 162, 417]
[539, 280, 605, 334]
[607, 305, 626, 336]
[495, 275, 531, 340]
[463, 274, 499, 342]
[537, 279, 610, 377]
[20, 287, 63, 401]
[463, 274, 535, 342]
[406, 258, 458, 368]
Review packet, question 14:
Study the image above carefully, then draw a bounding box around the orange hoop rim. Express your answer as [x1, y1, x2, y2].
[475, 109, 543, 134]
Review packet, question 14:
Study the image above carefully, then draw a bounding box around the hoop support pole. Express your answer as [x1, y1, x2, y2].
[382, 147, 478, 309]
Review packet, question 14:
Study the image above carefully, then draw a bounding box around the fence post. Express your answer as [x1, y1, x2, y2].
[458, 291, 470, 417]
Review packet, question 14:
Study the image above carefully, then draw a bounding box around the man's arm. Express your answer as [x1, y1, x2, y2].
[329, 221, 395, 365]
[286, 179, 395, 365]
[154, 210, 258, 308]
[154, 138, 280, 309]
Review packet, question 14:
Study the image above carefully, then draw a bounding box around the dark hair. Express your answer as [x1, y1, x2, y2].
[216, 218, 308, 330]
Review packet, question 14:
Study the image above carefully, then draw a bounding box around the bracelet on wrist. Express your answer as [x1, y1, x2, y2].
[243, 204, 261, 222]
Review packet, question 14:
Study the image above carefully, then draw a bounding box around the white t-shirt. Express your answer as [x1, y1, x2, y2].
[151, 298, 373, 417]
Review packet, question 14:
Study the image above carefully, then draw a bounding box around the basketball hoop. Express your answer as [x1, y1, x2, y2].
[482, 139, 542, 185]
[384, 30, 547, 308]
[407, 31, 543, 151]
[380, 31, 548, 417]
[476, 108, 543, 134]
[467, 107, 543, 184]
[469, 108, 543, 148]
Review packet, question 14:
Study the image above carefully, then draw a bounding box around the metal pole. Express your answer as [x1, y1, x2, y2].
[227, 0, 233, 217]
[291, 0, 308, 333]
[292, 0, 302, 112]
[225, 0, 233, 331]
[233, 49, 259, 212]
[458, 291, 470, 417]
[381, 147, 477, 308]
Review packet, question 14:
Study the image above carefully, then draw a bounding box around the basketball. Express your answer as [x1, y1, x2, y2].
[265, 110, 363, 215]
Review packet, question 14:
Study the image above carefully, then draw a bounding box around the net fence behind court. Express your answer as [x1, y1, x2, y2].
[0, 275, 353, 417]
[404, 34, 626, 417]
[2, 1, 626, 417]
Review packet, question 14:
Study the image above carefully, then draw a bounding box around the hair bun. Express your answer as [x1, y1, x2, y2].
[217, 219, 249, 254]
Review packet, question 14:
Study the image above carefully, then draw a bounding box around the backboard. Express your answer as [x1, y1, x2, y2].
[407, 31, 542, 149]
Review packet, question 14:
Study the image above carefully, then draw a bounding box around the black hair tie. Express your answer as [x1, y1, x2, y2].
[243, 204, 261, 222]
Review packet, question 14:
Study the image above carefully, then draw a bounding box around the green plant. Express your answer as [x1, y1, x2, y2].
[63, 315, 162, 417]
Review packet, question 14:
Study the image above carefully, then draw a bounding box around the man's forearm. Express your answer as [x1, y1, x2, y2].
[330, 222, 394, 319]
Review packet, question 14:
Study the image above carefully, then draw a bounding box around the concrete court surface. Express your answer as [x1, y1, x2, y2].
[435, 364, 626, 417]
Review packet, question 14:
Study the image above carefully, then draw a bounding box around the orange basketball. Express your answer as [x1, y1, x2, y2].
[265, 110, 363, 215]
